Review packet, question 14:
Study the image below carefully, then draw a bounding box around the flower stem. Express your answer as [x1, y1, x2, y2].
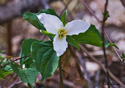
[59, 56, 63, 88]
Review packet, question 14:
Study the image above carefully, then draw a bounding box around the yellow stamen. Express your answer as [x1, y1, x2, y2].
[63, 34, 66, 36]
[64, 31, 68, 33]
[58, 28, 68, 39]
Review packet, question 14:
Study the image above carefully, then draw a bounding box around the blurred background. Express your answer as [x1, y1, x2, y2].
[0, 0, 125, 88]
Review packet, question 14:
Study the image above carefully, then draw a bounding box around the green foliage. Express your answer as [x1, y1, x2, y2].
[1, 59, 12, 71]
[0, 55, 5, 59]
[39, 9, 60, 18]
[41, 30, 55, 38]
[121, 53, 125, 59]
[102, 10, 110, 21]
[106, 43, 119, 49]
[0, 50, 5, 62]
[23, 9, 60, 31]
[72, 25, 108, 47]
[67, 36, 80, 50]
[0, 51, 13, 79]
[23, 10, 109, 50]
[23, 12, 45, 30]
[20, 39, 40, 66]
[12, 9, 111, 85]
[32, 41, 59, 81]
[11, 62, 38, 87]
[19, 39, 59, 82]
[0, 55, 5, 62]
[121, 53, 125, 63]
[0, 50, 4, 53]
[61, 10, 67, 26]
[41, 30, 55, 41]
[0, 70, 13, 79]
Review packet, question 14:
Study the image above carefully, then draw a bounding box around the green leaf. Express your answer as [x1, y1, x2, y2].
[121, 53, 125, 59]
[32, 41, 59, 81]
[41, 30, 55, 37]
[23, 12, 45, 30]
[23, 9, 60, 30]
[20, 39, 40, 66]
[11, 62, 38, 86]
[0, 70, 13, 79]
[121, 53, 125, 64]
[0, 53, 5, 63]
[73, 25, 104, 47]
[41, 30, 55, 41]
[102, 10, 110, 21]
[39, 9, 60, 19]
[0, 50, 4, 53]
[1, 59, 12, 71]
[106, 43, 119, 49]
[67, 36, 80, 50]
[0, 55, 5, 61]
[61, 10, 67, 26]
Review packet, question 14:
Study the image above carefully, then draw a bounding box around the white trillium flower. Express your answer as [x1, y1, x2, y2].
[37, 13, 90, 56]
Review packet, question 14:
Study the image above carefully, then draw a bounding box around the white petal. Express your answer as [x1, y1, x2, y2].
[53, 35, 68, 56]
[37, 13, 46, 24]
[37, 13, 63, 34]
[65, 20, 90, 35]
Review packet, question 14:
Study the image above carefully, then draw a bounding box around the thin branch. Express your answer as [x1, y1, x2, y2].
[0, 55, 31, 69]
[95, 59, 103, 88]
[76, 50, 93, 87]
[79, 45, 125, 87]
[81, 0, 122, 61]
[81, 0, 101, 24]
[69, 46, 87, 86]
[8, 77, 20, 88]
[2, 73, 15, 87]
[8, 81, 22, 88]
[42, 35, 47, 41]
[59, 56, 63, 88]
[60, 0, 72, 16]
[101, 0, 110, 88]
[95, 69, 101, 88]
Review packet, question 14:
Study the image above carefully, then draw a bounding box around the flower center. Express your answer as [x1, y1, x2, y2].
[58, 28, 68, 39]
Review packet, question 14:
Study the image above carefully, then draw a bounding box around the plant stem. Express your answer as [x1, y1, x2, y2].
[81, 0, 122, 61]
[69, 46, 87, 86]
[59, 56, 63, 88]
[101, 0, 110, 88]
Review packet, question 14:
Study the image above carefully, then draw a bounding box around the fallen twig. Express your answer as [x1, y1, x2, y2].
[79, 45, 125, 87]
[0, 55, 31, 69]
